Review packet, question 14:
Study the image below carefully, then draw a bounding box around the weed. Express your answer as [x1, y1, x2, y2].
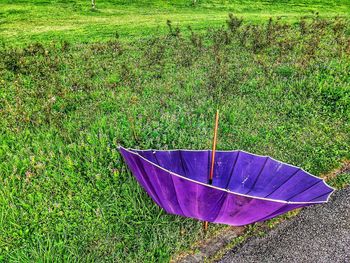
[167, 20, 181, 38]
[188, 26, 203, 49]
[226, 13, 243, 33]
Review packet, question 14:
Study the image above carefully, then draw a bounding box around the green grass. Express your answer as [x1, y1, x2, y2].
[1, 0, 350, 46]
[1, 1, 350, 262]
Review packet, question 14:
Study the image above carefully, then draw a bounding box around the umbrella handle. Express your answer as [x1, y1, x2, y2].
[204, 109, 219, 232]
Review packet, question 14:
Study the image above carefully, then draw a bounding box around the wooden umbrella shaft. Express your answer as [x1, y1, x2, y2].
[209, 110, 219, 184]
[204, 110, 219, 232]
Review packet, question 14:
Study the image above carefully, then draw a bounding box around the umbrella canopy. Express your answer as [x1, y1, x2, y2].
[119, 146, 334, 226]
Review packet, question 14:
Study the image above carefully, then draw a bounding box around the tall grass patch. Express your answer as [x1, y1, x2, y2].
[0, 15, 349, 261]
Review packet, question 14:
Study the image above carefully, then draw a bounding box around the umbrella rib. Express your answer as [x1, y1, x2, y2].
[178, 150, 188, 178]
[134, 157, 165, 208]
[153, 151, 187, 217]
[225, 151, 241, 189]
[150, 151, 176, 213]
[286, 180, 321, 201]
[245, 157, 269, 195]
[168, 174, 187, 217]
[152, 151, 161, 167]
[264, 168, 300, 198]
[308, 190, 334, 202]
[210, 191, 230, 223]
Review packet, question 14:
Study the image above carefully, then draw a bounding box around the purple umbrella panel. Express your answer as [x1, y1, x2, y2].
[119, 146, 335, 226]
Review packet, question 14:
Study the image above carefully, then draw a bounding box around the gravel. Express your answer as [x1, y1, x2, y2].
[219, 187, 350, 263]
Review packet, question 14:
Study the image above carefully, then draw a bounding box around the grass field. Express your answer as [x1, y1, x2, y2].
[1, 0, 350, 45]
[1, 1, 350, 262]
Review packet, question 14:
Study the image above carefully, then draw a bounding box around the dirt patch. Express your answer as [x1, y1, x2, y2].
[172, 226, 245, 263]
[322, 160, 350, 181]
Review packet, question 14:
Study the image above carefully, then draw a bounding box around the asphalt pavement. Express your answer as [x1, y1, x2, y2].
[219, 187, 350, 263]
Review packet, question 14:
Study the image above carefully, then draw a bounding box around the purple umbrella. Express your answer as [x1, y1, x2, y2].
[119, 113, 334, 227]
[119, 146, 334, 226]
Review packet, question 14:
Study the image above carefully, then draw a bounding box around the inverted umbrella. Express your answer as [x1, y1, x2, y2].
[119, 114, 334, 227]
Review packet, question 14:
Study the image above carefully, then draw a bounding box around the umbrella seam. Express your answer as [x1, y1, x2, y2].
[224, 150, 241, 189]
[245, 157, 269, 195]
[152, 151, 177, 214]
[125, 153, 164, 208]
[179, 150, 200, 217]
[309, 190, 334, 202]
[168, 172, 187, 217]
[210, 192, 230, 223]
[153, 151, 187, 217]
[264, 168, 301, 198]
[135, 156, 167, 210]
[286, 180, 322, 201]
[178, 150, 188, 179]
